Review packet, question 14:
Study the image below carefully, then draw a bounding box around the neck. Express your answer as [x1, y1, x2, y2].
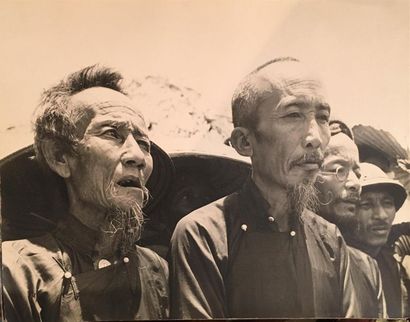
[347, 237, 381, 258]
[67, 189, 122, 260]
[252, 173, 290, 231]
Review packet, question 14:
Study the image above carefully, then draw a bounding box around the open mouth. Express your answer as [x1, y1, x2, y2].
[117, 176, 141, 188]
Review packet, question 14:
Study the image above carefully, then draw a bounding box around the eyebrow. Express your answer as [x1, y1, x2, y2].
[277, 97, 330, 112]
[91, 120, 149, 137]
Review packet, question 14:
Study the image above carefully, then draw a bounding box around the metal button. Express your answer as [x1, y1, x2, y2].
[64, 271, 72, 279]
[290, 230, 296, 237]
[123, 257, 130, 264]
[241, 224, 248, 232]
[268, 216, 275, 222]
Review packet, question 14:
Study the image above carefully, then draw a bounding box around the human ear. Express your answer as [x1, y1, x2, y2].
[230, 127, 253, 157]
[41, 140, 72, 178]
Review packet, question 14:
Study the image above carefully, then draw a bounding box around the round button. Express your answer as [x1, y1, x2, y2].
[268, 216, 275, 222]
[123, 257, 130, 264]
[98, 259, 112, 269]
[290, 231, 296, 237]
[64, 271, 72, 279]
[241, 224, 248, 232]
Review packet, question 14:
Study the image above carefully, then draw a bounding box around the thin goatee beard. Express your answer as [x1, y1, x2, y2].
[287, 178, 320, 217]
[103, 182, 150, 256]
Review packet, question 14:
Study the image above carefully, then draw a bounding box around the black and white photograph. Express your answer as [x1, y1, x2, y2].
[1, 0, 409, 320]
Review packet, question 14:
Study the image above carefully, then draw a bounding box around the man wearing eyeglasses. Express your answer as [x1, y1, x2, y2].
[315, 120, 386, 318]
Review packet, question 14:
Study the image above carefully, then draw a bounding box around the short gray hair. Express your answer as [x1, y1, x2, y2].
[34, 64, 126, 171]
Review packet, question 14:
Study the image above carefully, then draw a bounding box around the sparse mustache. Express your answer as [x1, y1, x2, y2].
[290, 150, 324, 168]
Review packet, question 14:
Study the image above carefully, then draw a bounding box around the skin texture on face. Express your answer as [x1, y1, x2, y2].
[315, 134, 361, 232]
[356, 189, 396, 255]
[249, 77, 331, 192]
[230, 61, 331, 225]
[64, 87, 153, 230]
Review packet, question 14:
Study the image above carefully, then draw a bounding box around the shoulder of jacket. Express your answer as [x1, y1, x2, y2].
[2, 233, 60, 258]
[303, 209, 338, 234]
[175, 195, 232, 230]
[136, 245, 166, 265]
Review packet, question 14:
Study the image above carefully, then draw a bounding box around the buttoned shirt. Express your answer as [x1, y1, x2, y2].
[2, 214, 169, 321]
[169, 179, 359, 318]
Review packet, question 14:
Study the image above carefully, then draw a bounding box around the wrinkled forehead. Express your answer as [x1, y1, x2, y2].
[325, 133, 359, 160]
[69, 87, 148, 132]
[252, 62, 328, 103]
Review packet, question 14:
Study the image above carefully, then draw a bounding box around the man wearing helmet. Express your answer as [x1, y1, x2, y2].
[353, 162, 408, 317]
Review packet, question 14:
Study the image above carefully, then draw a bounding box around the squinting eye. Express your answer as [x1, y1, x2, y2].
[359, 203, 371, 210]
[317, 113, 330, 124]
[103, 129, 121, 140]
[138, 140, 151, 152]
[382, 199, 395, 208]
[285, 112, 302, 119]
[338, 167, 350, 181]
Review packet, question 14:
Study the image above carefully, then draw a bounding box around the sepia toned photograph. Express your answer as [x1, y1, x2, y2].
[1, 0, 409, 320]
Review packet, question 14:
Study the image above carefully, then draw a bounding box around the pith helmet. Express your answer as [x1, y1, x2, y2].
[360, 162, 407, 210]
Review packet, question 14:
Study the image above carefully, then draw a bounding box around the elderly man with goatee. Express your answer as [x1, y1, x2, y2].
[169, 57, 359, 319]
[2, 65, 170, 321]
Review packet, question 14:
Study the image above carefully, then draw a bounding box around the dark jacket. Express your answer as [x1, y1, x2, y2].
[2, 215, 169, 321]
[169, 179, 359, 318]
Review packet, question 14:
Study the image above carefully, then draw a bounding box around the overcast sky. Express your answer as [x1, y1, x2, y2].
[1, 0, 409, 148]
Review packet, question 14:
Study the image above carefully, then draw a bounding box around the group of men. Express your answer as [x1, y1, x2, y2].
[2, 58, 409, 320]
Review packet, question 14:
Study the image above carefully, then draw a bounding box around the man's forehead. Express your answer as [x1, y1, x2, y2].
[70, 87, 142, 115]
[69, 87, 147, 134]
[325, 134, 359, 159]
[252, 77, 328, 113]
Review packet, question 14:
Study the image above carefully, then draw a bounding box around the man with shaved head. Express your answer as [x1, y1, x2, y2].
[315, 121, 386, 317]
[170, 58, 358, 318]
[2, 65, 170, 321]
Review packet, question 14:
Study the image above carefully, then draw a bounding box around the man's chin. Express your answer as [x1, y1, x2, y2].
[287, 180, 320, 215]
[108, 194, 145, 211]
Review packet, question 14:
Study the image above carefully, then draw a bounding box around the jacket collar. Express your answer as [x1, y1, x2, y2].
[53, 214, 101, 257]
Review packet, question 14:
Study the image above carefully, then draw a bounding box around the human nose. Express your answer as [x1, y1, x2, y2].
[345, 171, 361, 194]
[372, 203, 389, 221]
[120, 134, 146, 168]
[303, 117, 323, 150]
